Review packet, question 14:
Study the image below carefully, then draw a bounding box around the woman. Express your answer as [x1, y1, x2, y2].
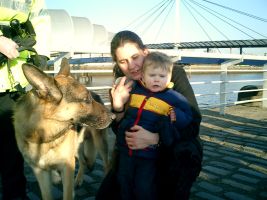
[96, 30, 203, 200]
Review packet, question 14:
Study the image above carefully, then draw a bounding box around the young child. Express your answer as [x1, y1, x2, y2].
[116, 51, 193, 200]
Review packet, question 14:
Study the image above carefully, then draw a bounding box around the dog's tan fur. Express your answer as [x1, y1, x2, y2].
[13, 58, 114, 200]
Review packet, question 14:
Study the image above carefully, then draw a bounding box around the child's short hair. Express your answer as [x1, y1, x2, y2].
[143, 51, 173, 73]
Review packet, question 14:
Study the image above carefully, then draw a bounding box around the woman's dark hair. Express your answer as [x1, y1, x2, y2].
[110, 30, 146, 78]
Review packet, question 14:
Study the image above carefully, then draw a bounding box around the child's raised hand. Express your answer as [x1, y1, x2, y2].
[111, 76, 133, 111]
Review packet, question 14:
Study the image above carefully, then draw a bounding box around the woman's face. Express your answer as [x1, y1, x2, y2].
[115, 42, 148, 80]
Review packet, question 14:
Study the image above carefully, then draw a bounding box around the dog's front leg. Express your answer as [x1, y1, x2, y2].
[32, 167, 53, 200]
[75, 142, 86, 187]
[62, 159, 75, 200]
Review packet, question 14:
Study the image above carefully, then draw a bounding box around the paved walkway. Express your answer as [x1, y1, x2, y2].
[1, 105, 267, 200]
[190, 105, 267, 200]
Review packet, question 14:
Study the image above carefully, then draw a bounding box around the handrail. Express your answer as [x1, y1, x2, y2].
[190, 79, 267, 85]
[200, 98, 267, 109]
[44, 69, 267, 74]
[195, 88, 267, 97]
[44, 63, 267, 112]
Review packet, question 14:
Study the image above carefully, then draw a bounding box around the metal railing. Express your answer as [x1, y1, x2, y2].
[44, 62, 267, 115]
[188, 67, 267, 114]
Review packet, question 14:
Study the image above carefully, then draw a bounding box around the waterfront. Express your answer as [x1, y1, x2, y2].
[1, 66, 266, 199]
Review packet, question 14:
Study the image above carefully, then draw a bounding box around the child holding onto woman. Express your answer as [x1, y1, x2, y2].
[116, 51, 193, 200]
[96, 30, 202, 200]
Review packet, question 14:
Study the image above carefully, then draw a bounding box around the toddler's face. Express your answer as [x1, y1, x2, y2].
[142, 67, 171, 92]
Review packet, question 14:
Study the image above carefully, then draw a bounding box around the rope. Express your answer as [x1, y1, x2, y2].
[189, 0, 267, 39]
[122, 0, 170, 30]
[121, 0, 266, 48]
[182, 0, 216, 46]
[154, 0, 175, 41]
[186, 0, 229, 40]
[141, 0, 173, 38]
[201, 0, 267, 23]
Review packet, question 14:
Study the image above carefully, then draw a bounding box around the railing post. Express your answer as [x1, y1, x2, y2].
[220, 59, 243, 114]
[263, 64, 267, 108]
[220, 64, 227, 115]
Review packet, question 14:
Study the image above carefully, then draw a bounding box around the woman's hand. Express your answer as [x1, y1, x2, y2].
[110, 76, 133, 111]
[170, 109, 177, 122]
[0, 36, 19, 59]
[125, 125, 159, 149]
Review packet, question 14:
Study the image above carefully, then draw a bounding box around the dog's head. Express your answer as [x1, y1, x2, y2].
[21, 58, 115, 129]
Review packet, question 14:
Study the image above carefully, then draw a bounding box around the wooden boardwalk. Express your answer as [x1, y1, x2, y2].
[0, 105, 267, 200]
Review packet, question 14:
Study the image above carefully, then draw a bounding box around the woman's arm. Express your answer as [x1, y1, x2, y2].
[171, 91, 193, 129]
[171, 66, 201, 121]
[171, 66, 202, 139]
[125, 125, 159, 149]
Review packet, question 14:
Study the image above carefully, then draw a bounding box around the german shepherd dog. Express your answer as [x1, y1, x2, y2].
[13, 58, 114, 200]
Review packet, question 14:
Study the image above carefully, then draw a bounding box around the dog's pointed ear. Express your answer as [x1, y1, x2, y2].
[58, 58, 70, 76]
[22, 63, 62, 102]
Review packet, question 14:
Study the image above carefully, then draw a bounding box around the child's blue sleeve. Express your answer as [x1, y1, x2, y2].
[171, 91, 193, 129]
